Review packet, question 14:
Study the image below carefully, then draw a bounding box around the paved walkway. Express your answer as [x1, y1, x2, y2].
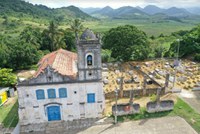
[178, 89, 200, 113]
[78, 116, 197, 134]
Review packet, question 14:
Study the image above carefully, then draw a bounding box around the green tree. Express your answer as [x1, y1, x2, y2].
[194, 54, 200, 61]
[2, 15, 8, 25]
[20, 26, 42, 49]
[9, 40, 43, 70]
[159, 33, 165, 37]
[70, 19, 83, 40]
[101, 49, 112, 62]
[167, 25, 200, 58]
[150, 37, 170, 58]
[0, 35, 12, 68]
[0, 68, 17, 87]
[0, 43, 10, 68]
[103, 25, 150, 61]
[41, 21, 65, 51]
[63, 29, 76, 51]
[150, 35, 155, 40]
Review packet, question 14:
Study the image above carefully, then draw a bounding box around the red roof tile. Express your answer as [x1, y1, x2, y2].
[34, 49, 77, 78]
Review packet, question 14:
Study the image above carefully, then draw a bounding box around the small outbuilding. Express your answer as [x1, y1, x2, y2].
[0, 87, 9, 106]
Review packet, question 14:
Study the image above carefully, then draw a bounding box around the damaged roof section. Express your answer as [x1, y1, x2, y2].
[35, 49, 78, 78]
[19, 49, 78, 85]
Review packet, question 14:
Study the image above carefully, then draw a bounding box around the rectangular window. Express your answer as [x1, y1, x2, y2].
[87, 93, 95, 103]
[59, 88, 67, 98]
[36, 90, 45, 100]
[48, 89, 56, 99]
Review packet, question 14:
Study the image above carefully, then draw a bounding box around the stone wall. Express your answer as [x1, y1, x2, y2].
[146, 100, 174, 113]
[20, 118, 98, 134]
[105, 87, 165, 99]
[112, 103, 140, 116]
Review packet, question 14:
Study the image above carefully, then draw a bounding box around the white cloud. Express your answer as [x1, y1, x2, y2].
[25, 0, 200, 8]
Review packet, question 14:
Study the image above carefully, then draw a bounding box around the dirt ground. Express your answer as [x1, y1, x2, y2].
[103, 59, 199, 93]
[17, 70, 36, 79]
[102, 59, 199, 116]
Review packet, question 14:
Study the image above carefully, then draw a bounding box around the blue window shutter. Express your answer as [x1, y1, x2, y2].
[87, 93, 95, 103]
[36, 90, 45, 100]
[59, 88, 67, 98]
[48, 89, 56, 99]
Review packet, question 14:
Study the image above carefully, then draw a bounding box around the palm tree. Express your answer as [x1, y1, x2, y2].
[48, 21, 57, 51]
[46, 21, 65, 51]
[70, 19, 83, 41]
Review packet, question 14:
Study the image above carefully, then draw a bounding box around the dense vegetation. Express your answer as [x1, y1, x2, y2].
[102, 24, 200, 62]
[103, 25, 150, 61]
[0, 68, 17, 87]
[166, 25, 200, 61]
[0, 21, 76, 70]
[0, 0, 199, 72]
[0, 21, 199, 71]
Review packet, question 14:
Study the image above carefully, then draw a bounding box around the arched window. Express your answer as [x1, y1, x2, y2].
[47, 89, 56, 99]
[87, 55, 93, 66]
[36, 89, 45, 100]
[59, 88, 67, 98]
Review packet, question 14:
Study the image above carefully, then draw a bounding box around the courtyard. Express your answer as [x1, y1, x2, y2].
[79, 116, 197, 134]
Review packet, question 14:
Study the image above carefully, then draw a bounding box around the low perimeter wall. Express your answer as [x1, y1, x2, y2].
[105, 88, 165, 99]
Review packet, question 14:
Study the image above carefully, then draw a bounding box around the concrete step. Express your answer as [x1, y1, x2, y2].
[45, 128, 65, 134]
[46, 121, 64, 128]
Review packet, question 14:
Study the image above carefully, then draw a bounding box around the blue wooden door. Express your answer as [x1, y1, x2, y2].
[47, 106, 61, 121]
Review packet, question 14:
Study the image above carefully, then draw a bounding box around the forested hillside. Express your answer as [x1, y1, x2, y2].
[0, 0, 95, 23]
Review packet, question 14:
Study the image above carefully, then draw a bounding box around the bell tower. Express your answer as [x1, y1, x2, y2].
[77, 29, 102, 81]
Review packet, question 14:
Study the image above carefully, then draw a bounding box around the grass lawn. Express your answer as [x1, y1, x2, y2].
[0, 96, 19, 128]
[116, 98, 200, 133]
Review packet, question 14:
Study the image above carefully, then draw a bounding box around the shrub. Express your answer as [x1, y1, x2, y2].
[150, 94, 157, 102]
[194, 54, 200, 62]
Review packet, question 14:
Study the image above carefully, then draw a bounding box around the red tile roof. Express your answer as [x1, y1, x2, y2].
[34, 49, 77, 79]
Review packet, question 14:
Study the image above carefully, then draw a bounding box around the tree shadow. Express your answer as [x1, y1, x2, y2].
[2, 99, 19, 128]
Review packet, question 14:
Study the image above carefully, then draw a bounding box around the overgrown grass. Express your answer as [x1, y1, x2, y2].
[173, 98, 200, 133]
[115, 98, 200, 133]
[83, 19, 198, 36]
[0, 96, 19, 128]
[1, 16, 199, 37]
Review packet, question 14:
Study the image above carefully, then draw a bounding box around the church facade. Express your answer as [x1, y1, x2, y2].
[17, 29, 105, 125]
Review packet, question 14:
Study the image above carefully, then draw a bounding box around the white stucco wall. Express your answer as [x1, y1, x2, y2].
[17, 82, 105, 125]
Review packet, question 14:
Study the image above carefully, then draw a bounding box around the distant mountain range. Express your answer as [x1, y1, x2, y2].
[1, 0, 200, 22]
[186, 7, 200, 15]
[0, 0, 95, 21]
[81, 5, 200, 19]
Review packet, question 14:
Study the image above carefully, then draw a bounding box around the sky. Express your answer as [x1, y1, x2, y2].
[25, 0, 200, 9]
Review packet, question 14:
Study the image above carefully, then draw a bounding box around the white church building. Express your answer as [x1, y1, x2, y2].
[17, 29, 105, 125]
